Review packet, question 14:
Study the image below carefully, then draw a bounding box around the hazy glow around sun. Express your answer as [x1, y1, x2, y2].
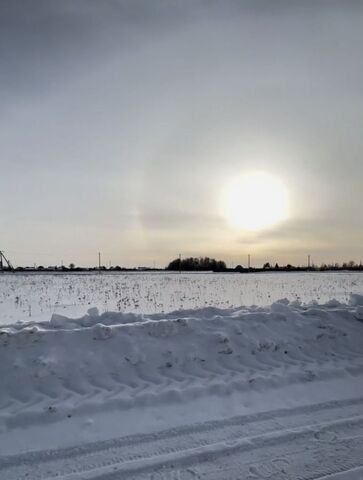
[221, 172, 289, 231]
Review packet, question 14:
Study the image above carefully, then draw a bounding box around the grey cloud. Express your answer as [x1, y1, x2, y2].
[1, 0, 362, 265]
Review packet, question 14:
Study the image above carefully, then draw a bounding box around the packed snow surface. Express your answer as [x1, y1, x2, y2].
[1, 294, 363, 479]
[1, 271, 363, 325]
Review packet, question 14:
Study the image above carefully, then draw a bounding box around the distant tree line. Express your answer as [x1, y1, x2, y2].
[9, 265, 162, 273]
[259, 260, 363, 272]
[318, 260, 362, 271]
[2, 258, 363, 273]
[167, 257, 227, 272]
[166, 258, 363, 273]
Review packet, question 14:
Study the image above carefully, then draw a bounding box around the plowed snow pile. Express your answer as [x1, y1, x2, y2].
[1, 295, 363, 479]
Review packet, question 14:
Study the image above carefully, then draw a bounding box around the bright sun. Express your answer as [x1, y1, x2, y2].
[221, 172, 289, 231]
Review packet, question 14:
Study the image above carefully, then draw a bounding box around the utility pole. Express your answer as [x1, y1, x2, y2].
[98, 252, 101, 270]
[308, 254, 311, 269]
[248, 254, 251, 270]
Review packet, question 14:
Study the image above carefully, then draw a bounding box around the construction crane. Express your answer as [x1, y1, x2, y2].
[0, 251, 13, 271]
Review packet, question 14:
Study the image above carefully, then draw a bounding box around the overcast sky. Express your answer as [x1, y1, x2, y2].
[1, 0, 362, 267]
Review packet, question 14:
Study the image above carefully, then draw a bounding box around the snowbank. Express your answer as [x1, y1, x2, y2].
[1, 296, 363, 433]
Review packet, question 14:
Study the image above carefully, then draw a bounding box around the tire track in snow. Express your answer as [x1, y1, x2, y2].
[5, 359, 363, 430]
[2, 303, 363, 428]
[1, 396, 363, 480]
[57, 416, 363, 480]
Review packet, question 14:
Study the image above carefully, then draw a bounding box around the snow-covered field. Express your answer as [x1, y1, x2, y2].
[1, 273, 363, 479]
[1, 271, 363, 325]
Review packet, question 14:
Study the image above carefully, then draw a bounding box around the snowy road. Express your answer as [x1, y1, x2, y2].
[1, 395, 363, 479]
